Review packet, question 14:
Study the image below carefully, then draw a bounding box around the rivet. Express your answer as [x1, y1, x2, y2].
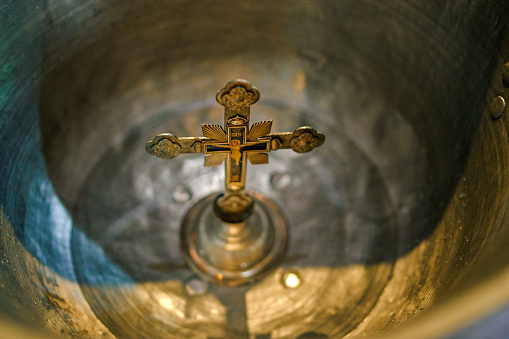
[172, 184, 192, 203]
[271, 139, 281, 151]
[270, 172, 292, 190]
[490, 96, 505, 120]
[185, 277, 208, 296]
[194, 142, 203, 153]
[281, 270, 302, 289]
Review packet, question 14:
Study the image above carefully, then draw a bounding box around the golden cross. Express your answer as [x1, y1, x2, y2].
[201, 114, 272, 192]
[146, 80, 325, 222]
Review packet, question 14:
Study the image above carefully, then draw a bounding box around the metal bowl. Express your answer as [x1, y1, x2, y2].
[1, 1, 509, 338]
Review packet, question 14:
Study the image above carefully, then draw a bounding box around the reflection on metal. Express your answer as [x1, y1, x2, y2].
[180, 192, 288, 285]
[281, 270, 302, 289]
[490, 61, 509, 121]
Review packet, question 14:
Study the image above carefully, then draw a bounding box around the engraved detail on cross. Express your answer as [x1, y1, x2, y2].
[201, 115, 272, 192]
[146, 80, 325, 220]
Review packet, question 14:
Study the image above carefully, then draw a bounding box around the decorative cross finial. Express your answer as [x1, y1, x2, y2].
[146, 80, 325, 222]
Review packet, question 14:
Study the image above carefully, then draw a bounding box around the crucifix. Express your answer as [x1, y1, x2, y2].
[146, 80, 325, 285]
[146, 79, 325, 223]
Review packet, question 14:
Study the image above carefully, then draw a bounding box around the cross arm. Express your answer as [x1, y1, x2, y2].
[268, 126, 325, 153]
[145, 133, 207, 159]
[146, 125, 325, 160]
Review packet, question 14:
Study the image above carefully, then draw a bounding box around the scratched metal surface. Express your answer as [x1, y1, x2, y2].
[1, 0, 509, 338]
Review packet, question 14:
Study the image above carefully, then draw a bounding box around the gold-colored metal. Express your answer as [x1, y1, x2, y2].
[146, 80, 325, 222]
[179, 191, 288, 285]
[144, 80, 324, 286]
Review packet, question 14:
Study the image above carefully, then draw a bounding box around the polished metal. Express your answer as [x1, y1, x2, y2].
[2, 1, 509, 339]
[180, 192, 288, 285]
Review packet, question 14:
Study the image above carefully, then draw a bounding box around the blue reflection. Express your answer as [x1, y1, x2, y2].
[0, 0, 131, 285]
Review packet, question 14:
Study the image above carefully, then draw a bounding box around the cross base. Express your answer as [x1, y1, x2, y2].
[214, 193, 254, 223]
[180, 192, 288, 286]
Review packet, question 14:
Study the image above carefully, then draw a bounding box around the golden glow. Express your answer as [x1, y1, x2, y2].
[158, 297, 174, 310]
[283, 272, 302, 289]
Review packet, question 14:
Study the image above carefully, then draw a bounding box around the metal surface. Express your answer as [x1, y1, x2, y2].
[1, 1, 509, 338]
[180, 192, 288, 285]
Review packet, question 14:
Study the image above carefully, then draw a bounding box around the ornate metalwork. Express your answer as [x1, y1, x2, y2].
[145, 133, 182, 159]
[146, 80, 325, 222]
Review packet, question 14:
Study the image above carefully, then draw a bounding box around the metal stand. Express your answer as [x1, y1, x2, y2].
[180, 192, 287, 285]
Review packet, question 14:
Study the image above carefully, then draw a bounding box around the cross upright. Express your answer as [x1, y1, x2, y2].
[146, 80, 325, 223]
